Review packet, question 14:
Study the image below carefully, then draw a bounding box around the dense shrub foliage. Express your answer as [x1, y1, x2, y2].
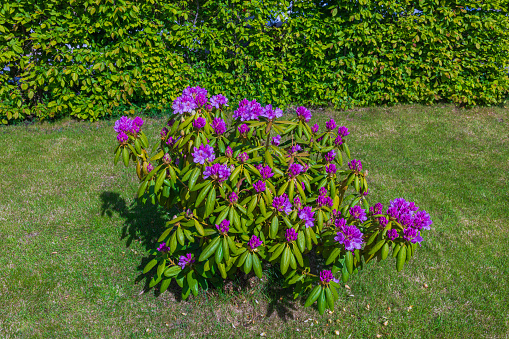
[2, 0, 509, 123]
[113, 87, 432, 313]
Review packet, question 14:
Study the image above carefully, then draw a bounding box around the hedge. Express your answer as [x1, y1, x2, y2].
[1, 0, 508, 123]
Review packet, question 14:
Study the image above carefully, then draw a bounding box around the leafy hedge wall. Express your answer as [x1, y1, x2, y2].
[1, 0, 508, 123]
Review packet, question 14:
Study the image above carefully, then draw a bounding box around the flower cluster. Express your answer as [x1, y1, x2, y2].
[348, 159, 362, 172]
[296, 106, 312, 122]
[272, 135, 281, 146]
[259, 165, 274, 180]
[238, 152, 249, 163]
[233, 99, 262, 121]
[261, 104, 283, 120]
[212, 118, 226, 135]
[325, 163, 337, 175]
[192, 144, 215, 164]
[229, 192, 239, 204]
[317, 187, 333, 208]
[216, 220, 230, 234]
[285, 228, 298, 242]
[320, 270, 338, 284]
[248, 235, 263, 250]
[326, 118, 337, 131]
[203, 164, 231, 183]
[298, 206, 315, 228]
[335, 225, 364, 251]
[324, 150, 336, 162]
[193, 117, 206, 130]
[349, 205, 367, 223]
[273, 194, 292, 214]
[114, 116, 144, 142]
[288, 163, 304, 177]
[238, 124, 250, 135]
[178, 253, 195, 269]
[253, 180, 266, 193]
[210, 94, 228, 109]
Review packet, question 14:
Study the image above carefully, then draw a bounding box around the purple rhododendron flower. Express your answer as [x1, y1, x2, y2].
[261, 104, 283, 120]
[229, 192, 239, 203]
[172, 95, 197, 114]
[335, 225, 364, 251]
[146, 163, 154, 173]
[161, 127, 168, 138]
[348, 159, 362, 171]
[289, 144, 302, 154]
[294, 196, 302, 209]
[178, 253, 195, 269]
[203, 163, 231, 182]
[193, 117, 206, 129]
[272, 135, 281, 146]
[212, 118, 226, 135]
[319, 187, 328, 196]
[288, 163, 304, 177]
[298, 206, 315, 228]
[192, 144, 215, 164]
[238, 124, 250, 135]
[387, 229, 399, 241]
[114, 116, 133, 133]
[325, 150, 336, 162]
[285, 228, 298, 242]
[403, 227, 423, 244]
[338, 126, 349, 137]
[370, 203, 383, 215]
[317, 194, 333, 208]
[312, 124, 319, 133]
[362, 189, 369, 196]
[157, 242, 170, 252]
[296, 106, 312, 122]
[233, 99, 262, 121]
[325, 163, 337, 175]
[320, 270, 335, 283]
[117, 131, 129, 143]
[386, 198, 418, 220]
[412, 210, 433, 230]
[132, 116, 144, 128]
[210, 94, 229, 109]
[259, 165, 274, 180]
[378, 216, 389, 227]
[216, 220, 230, 234]
[350, 205, 367, 222]
[326, 119, 337, 131]
[162, 153, 171, 164]
[225, 146, 233, 158]
[194, 92, 208, 107]
[333, 135, 343, 147]
[248, 235, 263, 250]
[253, 180, 266, 193]
[166, 136, 176, 146]
[183, 86, 208, 98]
[273, 194, 292, 214]
[238, 152, 249, 163]
[335, 218, 347, 229]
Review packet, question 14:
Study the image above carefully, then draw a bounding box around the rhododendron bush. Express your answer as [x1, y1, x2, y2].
[112, 87, 432, 314]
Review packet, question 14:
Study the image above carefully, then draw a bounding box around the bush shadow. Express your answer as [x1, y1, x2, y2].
[100, 191, 170, 293]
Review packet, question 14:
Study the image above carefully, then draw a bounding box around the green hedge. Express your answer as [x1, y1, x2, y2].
[1, 0, 508, 123]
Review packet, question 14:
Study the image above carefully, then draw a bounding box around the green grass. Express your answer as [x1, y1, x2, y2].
[1, 105, 508, 338]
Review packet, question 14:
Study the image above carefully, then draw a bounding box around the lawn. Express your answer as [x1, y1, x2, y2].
[1, 105, 508, 338]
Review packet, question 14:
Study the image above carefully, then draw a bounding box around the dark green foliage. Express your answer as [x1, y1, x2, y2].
[1, 0, 508, 123]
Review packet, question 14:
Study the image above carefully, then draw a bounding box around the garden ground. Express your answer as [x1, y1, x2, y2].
[1, 105, 508, 338]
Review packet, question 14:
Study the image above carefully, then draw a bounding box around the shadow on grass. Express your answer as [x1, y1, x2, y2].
[99, 191, 303, 321]
[99, 191, 171, 293]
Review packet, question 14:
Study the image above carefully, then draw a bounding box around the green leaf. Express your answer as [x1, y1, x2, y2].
[326, 247, 341, 265]
[292, 243, 304, 267]
[214, 241, 224, 263]
[325, 287, 335, 311]
[143, 259, 158, 274]
[270, 215, 279, 239]
[199, 236, 221, 261]
[193, 219, 205, 236]
[243, 252, 253, 274]
[304, 285, 322, 307]
[160, 278, 171, 293]
[252, 253, 263, 278]
[205, 188, 216, 218]
[280, 246, 291, 275]
[317, 289, 326, 314]
[122, 147, 129, 167]
[195, 182, 212, 207]
[381, 243, 389, 260]
[396, 245, 406, 272]
[164, 265, 181, 277]
[345, 250, 353, 274]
